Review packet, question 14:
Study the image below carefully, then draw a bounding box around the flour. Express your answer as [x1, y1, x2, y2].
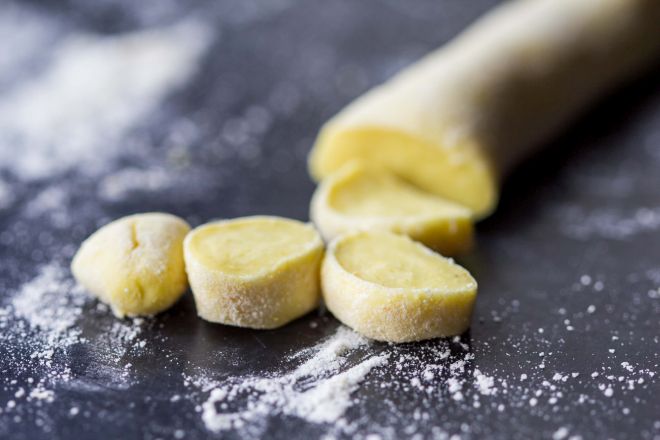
[290, 355, 388, 424]
[104, 319, 147, 360]
[560, 206, 660, 240]
[291, 326, 368, 379]
[11, 264, 86, 353]
[0, 18, 211, 181]
[188, 323, 657, 438]
[0, 4, 60, 88]
[0, 263, 83, 413]
[0, 262, 148, 415]
[199, 327, 385, 434]
[473, 369, 495, 396]
[98, 167, 176, 202]
[22, 185, 72, 229]
[2, 272, 658, 439]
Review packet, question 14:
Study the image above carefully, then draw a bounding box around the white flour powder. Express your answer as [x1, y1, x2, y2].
[98, 167, 176, 202]
[199, 327, 387, 433]
[0, 263, 147, 414]
[0, 263, 84, 414]
[2, 264, 657, 439]
[559, 206, 660, 240]
[0, 19, 211, 180]
[11, 264, 86, 355]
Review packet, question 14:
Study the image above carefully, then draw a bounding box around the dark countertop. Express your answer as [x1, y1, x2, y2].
[0, 1, 658, 439]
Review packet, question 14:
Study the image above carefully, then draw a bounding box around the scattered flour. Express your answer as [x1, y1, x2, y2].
[2, 262, 657, 438]
[553, 426, 569, 440]
[199, 327, 386, 434]
[0, 262, 149, 415]
[560, 206, 660, 240]
[0, 263, 84, 414]
[98, 167, 176, 202]
[185, 322, 660, 439]
[22, 184, 72, 229]
[0, 19, 211, 180]
[291, 326, 368, 379]
[473, 369, 495, 396]
[290, 355, 387, 424]
[0, 4, 60, 88]
[11, 263, 86, 353]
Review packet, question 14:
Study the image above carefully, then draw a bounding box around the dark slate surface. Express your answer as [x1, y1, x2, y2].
[0, 1, 658, 439]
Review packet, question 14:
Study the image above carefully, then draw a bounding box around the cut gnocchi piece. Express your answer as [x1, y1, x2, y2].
[71, 212, 190, 318]
[309, 0, 660, 218]
[310, 162, 474, 256]
[184, 216, 324, 329]
[322, 231, 477, 342]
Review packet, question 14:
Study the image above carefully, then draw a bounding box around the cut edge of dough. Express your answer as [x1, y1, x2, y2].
[321, 231, 478, 342]
[184, 216, 324, 329]
[310, 162, 475, 255]
[325, 230, 477, 296]
[183, 215, 324, 281]
[309, 125, 498, 219]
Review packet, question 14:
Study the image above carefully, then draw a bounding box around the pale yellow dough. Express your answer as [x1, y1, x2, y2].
[322, 231, 477, 342]
[71, 213, 190, 318]
[184, 216, 324, 329]
[310, 162, 474, 256]
[309, 0, 660, 218]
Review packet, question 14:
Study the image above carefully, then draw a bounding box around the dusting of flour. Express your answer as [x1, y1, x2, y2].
[0, 19, 211, 180]
[0, 263, 148, 417]
[197, 328, 386, 433]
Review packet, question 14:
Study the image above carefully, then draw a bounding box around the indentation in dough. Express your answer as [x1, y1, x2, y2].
[71, 212, 190, 318]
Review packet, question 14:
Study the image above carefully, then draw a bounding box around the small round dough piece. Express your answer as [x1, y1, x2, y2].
[322, 231, 477, 342]
[310, 162, 474, 256]
[184, 216, 324, 329]
[71, 212, 190, 318]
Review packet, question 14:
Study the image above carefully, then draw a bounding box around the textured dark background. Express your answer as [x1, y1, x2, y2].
[0, 0, 659, 439]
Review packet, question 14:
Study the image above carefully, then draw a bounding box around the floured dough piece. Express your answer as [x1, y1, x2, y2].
[184, 216, 324, 329]
[71, 213, 190, 318]
[322, 231, 477, 342]
[309, 0, 660, 218]
[310, 162, 474, 256]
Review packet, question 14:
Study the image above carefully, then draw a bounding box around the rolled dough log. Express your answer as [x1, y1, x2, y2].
[309, 0, 660, 217]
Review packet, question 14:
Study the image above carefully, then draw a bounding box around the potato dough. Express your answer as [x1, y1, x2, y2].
[71, 212, 190, 318]
[322, 231, 477, 342]
[310, 162, 474, 256]
[184, 216, 324, 329]
[309, 0, 660, 218]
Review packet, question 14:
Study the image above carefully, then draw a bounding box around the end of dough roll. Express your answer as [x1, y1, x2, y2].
[184, 216, 324, 329]
[309, 0, 660, 218]
[310, 125, 497, 219]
